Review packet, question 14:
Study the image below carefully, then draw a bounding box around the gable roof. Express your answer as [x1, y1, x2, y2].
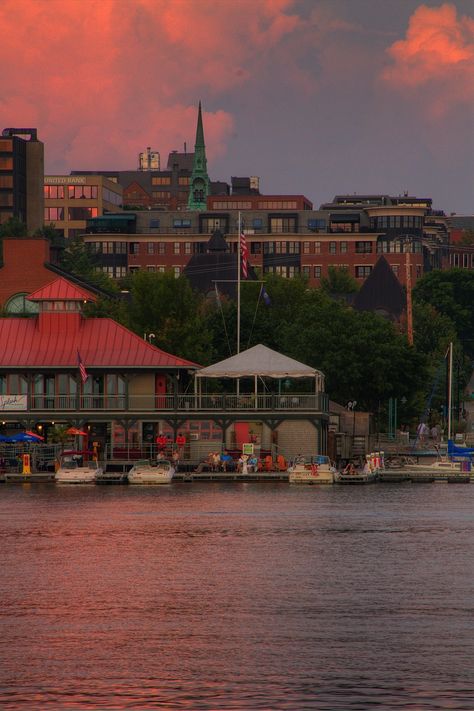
[196, 344, 323, 378]
[27, 277, 97, 302]
[0, 316, 198, 369]
[353, 256, 406, 318]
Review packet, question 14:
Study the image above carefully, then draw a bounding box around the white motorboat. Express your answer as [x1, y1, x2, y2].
[127, 459, 174, 484]
[288, 455, 336, 484]
[55, 452, 102, 484]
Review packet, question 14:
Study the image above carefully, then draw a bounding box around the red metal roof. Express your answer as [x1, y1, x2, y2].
[27, 277, 97, 302]
[0, 315, 198, 369]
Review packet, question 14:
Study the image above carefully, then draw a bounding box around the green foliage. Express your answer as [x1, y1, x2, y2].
[0, 217, 28, 238]
[128, 270, 212, 364]
[413, 269, 474, 356]
[320, 265, 360, 296]
[59, 237, 118, 293]
[34, 223, 65, 249]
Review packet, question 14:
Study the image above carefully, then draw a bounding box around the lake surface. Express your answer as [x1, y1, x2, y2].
[0, 483, 473, 710]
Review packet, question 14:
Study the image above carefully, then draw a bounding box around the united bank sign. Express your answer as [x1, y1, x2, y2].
[45, 176, 86, 184]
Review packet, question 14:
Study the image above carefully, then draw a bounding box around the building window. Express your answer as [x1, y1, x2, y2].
[302, 266, 310, 278]
[185, 242, 192, 254]
[173, 219, 192, 228]
[147, 266, 156, 272]
[174, 267, 180, 278]
[314, 242, 321, 254]
[129, 243, 139, 255]
[173, 242, 180, 255]
[416, 265, 422, 278]
[68, 207, 98, 220]
[147, 243, 155, 254]
[355, 266, 372, 278]
[44, 207, 64, 221]
[392, 264, 399, 276]
[250, 242, 261, 254]
[308, 219, 326, 231]
[178, 177, 190, 185]
[149, 219, 160, 229]
[314, 266, 322, 279]
[340, 241, 347, 254]
[68, 185, 98, 199]
[463, 253, 469, 268]
[329, 241, 337, 254]
[269, 217, 297, 233]
[252, 218, 263, 230]
[303, 241, 310, 254]
[453, 253, 459, 267]
[151, 176, 171, 185]
[355, 241, 372, 254]
[152, 191, 171, 199]
[44, 185, 65, 199]
[157, 242, 166, 255]
[115, 266, 127, 278]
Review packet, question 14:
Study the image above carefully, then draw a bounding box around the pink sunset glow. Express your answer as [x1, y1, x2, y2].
[0, 0, 472, 212]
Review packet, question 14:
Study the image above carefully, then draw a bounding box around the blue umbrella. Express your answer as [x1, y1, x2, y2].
[5, 432, 43, 443]
[0, 434, 9, 442]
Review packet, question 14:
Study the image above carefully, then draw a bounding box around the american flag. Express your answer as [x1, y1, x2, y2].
[240, 232, 248, 279]
[77, 350, 88, 384]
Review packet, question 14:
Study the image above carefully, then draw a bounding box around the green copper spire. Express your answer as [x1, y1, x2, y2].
[187, 101, 210, 211]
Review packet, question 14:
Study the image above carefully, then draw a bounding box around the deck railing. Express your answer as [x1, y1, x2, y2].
[14, 392, 328, 413]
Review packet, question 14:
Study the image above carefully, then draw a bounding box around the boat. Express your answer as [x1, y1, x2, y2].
[127, 458, 174, 484]
[288, 455, 336, 484]
[335, 462, 378, 484]
[55, 452, 102, 484]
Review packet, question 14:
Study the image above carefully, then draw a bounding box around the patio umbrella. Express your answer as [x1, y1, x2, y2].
[5, 432, 43, 443]
[66, 428, 88, 436]
[26, 430, 44, 441]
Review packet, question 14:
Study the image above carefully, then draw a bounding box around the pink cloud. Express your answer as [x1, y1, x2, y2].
[381, 3, 474, 104]
[0, 0, 301, 172]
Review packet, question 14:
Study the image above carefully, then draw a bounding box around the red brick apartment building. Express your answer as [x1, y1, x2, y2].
[82, 194, 443, 289]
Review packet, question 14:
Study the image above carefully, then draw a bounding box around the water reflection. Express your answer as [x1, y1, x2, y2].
[0, 484, 473, 709]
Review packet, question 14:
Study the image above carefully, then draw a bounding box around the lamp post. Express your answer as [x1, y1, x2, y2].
[347, 400, 357, 443]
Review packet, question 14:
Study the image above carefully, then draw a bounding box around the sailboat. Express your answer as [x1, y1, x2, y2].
[383, 343, 472, 482]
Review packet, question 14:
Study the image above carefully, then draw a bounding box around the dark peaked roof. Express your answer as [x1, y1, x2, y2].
[207, 229, 228, 252]
[184, 230, 257, 297]
[353, 256, 405, 319]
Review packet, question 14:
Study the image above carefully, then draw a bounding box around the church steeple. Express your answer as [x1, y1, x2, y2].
[187, 101, 210, 211]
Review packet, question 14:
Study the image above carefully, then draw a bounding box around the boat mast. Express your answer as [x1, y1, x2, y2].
[237, 211, 241, 354]
[448, 341, 453, 441]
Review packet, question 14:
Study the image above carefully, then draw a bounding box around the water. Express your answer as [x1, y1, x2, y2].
[0, 483, 473, 710]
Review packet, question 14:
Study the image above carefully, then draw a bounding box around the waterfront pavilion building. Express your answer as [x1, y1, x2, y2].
[0, 282, 329, 459]
[195, 345, 329, 457]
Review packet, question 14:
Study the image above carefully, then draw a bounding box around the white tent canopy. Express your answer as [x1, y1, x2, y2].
[196, 344, 324, 380]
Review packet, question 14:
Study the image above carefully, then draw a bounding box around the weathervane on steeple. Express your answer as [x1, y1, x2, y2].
[187, 101, 210, 211]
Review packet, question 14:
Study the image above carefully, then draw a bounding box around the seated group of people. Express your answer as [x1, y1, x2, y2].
[203, 451, 287, 473]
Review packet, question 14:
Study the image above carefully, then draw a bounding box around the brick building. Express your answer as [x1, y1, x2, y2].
[0, 128, 44, 233]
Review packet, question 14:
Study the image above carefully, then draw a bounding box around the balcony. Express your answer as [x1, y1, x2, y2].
[5, 393, 329, 415]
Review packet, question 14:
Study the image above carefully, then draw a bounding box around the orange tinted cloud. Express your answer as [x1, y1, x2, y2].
[0, 0, 300, 171]
[382, 3, 474, 98]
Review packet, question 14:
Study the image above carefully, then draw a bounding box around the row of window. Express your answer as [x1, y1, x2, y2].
[0, 373, 125, 396]
[44, 185, 99, 199]
[44, 207, 99, 221]
[370, 215, 423, 229]
[150, 176, 190, 186]
[450, 253, 474, 268]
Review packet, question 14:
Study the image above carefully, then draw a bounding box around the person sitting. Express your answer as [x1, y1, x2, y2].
[247, 455, 258, 473]
[220, 450, 233, 472]
[212, 452, 221, 472]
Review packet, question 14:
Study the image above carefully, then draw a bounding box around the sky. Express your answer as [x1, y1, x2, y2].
[1, 0, 473, 214]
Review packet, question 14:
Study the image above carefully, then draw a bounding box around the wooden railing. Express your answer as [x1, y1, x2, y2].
[9, 392, 329, 414]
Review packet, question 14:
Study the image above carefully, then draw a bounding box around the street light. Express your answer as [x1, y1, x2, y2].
[347, 400, 357, 440]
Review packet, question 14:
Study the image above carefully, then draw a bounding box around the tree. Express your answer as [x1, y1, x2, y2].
[59, 237, 118, 292]
[128, 270, 211, 364]
[458, 229, 474, 246]
[0, 217, 28, 238]
[413, 269, 474, 357]
[320, 265, 360, 296]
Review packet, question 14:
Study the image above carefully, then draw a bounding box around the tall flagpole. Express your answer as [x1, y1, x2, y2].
[237, 211, 241, 354]
[448, 341, 453, 441]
